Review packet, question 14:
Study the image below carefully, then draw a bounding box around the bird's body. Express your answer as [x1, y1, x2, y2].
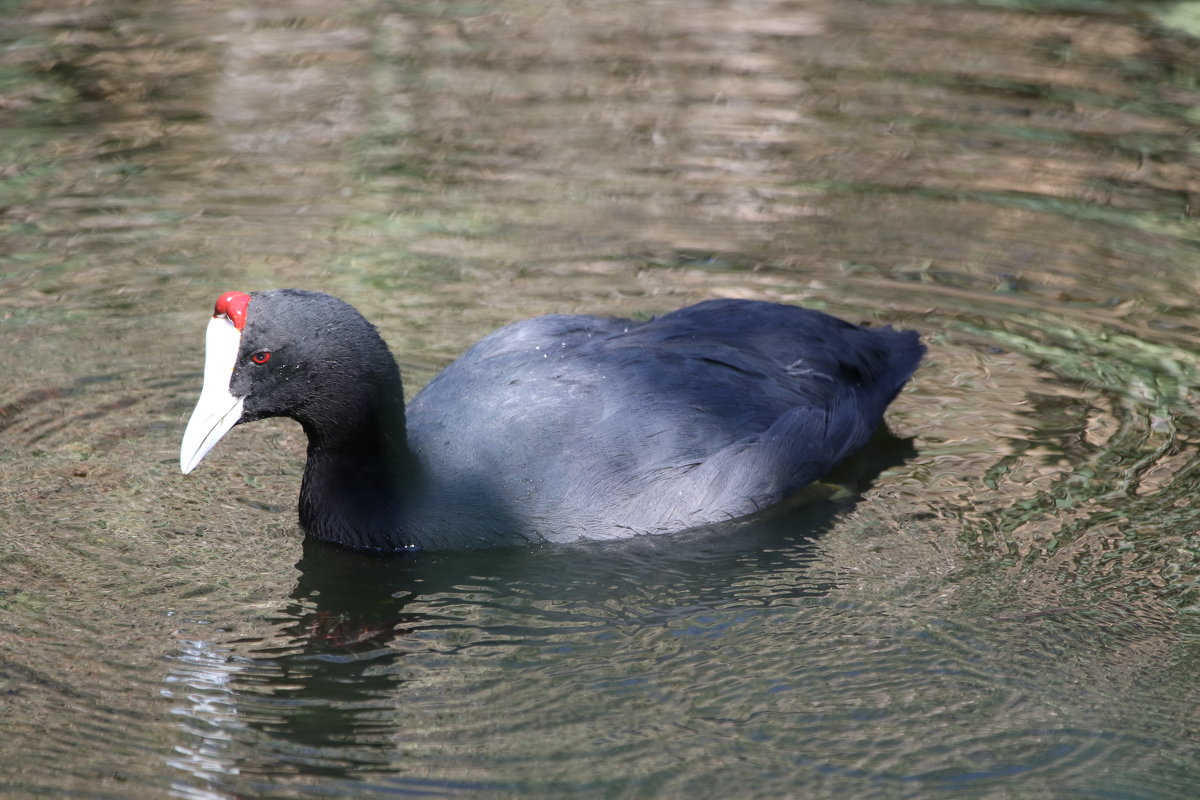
[181, 291, 923, 551]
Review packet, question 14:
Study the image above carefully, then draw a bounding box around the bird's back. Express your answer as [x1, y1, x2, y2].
[406, 299, 923, 542]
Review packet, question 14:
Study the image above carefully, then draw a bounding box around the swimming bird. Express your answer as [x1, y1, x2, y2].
[180, 290, 923, 550]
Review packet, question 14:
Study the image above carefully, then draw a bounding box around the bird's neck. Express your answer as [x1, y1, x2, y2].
[296, 389, 426, 551]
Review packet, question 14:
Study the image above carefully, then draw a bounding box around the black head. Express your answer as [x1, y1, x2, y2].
[231, 290, 402, 434]
[181, 289, 406, 474]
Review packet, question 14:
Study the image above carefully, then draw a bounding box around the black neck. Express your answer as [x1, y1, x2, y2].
[296, 384, 425, 551]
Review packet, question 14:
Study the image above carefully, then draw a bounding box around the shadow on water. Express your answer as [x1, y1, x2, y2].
[284, 426, 918, 645]
[163, 429, 914, 794]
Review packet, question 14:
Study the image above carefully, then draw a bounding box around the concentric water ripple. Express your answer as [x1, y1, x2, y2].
[4, 0, 1200, 798]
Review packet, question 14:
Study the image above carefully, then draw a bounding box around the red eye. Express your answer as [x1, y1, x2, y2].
[251, 351, 272, 365]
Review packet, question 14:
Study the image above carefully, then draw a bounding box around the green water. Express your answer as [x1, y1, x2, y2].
[2, 0, 1200, 797]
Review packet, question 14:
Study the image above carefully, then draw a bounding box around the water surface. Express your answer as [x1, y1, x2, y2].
[3, 0, 1200, 797]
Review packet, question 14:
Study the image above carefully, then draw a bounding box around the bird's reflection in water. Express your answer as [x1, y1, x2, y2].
[165, 428, 915, 794]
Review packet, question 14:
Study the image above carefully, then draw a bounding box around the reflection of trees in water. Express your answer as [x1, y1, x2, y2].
[925, 321, 1200, 611]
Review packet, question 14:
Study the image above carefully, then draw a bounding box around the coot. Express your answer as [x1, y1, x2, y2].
[181, 290, 923, 550]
